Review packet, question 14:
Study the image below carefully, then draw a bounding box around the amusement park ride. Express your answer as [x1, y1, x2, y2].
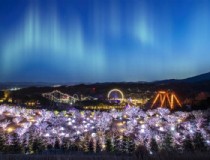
[107, 89, 125, 103]
[42, 90, 97, 104]
[151, 91, 182, 110]
[42, 89, 182, 110]
[42, 90, 79, 104]
[107, 89, 182, 110]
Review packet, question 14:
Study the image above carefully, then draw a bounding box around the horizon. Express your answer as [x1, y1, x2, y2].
[0, 70, 209, 84]
[1, 0, 210, 82]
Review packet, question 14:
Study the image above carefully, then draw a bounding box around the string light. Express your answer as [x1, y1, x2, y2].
[0, 104, 209, 151]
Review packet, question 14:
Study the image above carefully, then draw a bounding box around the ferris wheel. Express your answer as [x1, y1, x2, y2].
[107, 89, 124, 103]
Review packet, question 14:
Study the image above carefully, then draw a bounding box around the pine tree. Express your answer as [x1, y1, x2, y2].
[32, 137, 46, 154]
[69, 143, 78, 152]
[28, 132, 35, 154]
[32, 138, 38, 153]
[61, 138, 70, 151]
[82, 136, 89, 153]
[122, 136, 128, 154]
[161, 133, 174, 153]
[105, 138, 114, 152]
[114, 136, 122, 153]
[11, 133, 22, 153]
[135, 145, 148, 160]
[22, 134, 29, 154]
[183, 135, 194, 152]
[88, 139, 95, 153]
[96, 139, 101, 153]
[54, 138, 61, 149]
[0, 133, 6, 153]
[150, 138, 158, 153]
[47, 143, 53, 150]
[39, 138, 46, 153]
[193, 132, 207, 152]
[127, 136, 135, 155]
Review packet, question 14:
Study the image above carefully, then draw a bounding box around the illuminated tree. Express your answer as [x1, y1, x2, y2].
[22, 133, 30, 154]
[28, 133, 34, 154]
[117, 136, 125, 153]
[82, 136, 89, 153]
[121, 136, 127, 153]
[0, 104, 209, 154]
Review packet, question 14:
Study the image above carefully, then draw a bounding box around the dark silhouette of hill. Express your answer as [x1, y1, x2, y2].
[1, 71, 210, 90]
[183, 72, 210, 83]
[153, 72, 210, 84]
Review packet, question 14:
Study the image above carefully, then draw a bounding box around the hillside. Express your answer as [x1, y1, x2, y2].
[183, 72, 210, 83]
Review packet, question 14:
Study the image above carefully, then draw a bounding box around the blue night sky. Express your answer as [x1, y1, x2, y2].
[0, 0, 210, 83]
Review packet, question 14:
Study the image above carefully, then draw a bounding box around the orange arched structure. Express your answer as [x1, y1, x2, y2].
[151, 91, 182, 110]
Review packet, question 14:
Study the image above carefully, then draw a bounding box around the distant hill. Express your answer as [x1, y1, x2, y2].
[1, 72, 210, 90]
[153, 72, 210, 84]
[183, 72, 210, 83]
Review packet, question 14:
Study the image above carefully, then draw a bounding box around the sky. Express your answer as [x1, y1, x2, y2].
[0, 0, 210, 83]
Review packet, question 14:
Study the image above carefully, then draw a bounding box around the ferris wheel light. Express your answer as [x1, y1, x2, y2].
[107, 89, 124, 101]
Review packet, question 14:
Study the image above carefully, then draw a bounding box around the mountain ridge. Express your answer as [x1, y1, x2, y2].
[1, 72, 210, 89]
